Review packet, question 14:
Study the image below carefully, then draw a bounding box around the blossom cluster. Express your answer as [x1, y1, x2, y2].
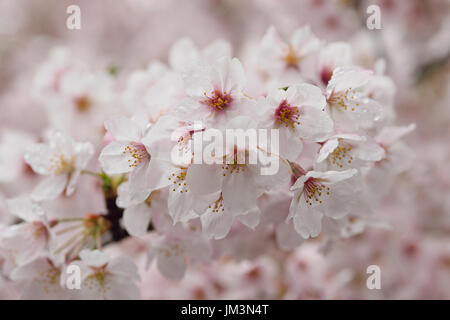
[0, 22, 416, 299]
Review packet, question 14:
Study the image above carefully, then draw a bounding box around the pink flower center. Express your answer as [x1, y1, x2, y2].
[203, 90, 232, 111]
[320, 67, 333, 86]
[122, 142, 149, 168]
[275, 100, 301, 128]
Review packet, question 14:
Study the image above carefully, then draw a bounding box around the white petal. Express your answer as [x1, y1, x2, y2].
[65, 169, 82, 196]
[375, 123, 416, 146]
[309, 169, 357, 184]
[104, 117, 141, 141]
[317, 138, 339, 163]
[200, 209, 234, 240]
[127, 158, 151, 203]
[79, 249, 110, 267]
[296, 104, 333, 141]
[99, 141, 134, 175]
[203, 39, 232, 64]
[146, 159, 175, 192]
[222, 169, 260, 214]
[290, 26, 320, 55]
[31, 174, 68, 201]
[227, 58, 246, 93]
[334, 97, 382, 130]
[318, 42, 352, 71]
[321, 174, 367, 219]
[290, 175, 308, 191]
[168, 189, 196, 223]
[352, 141, 385, 162]
[290, 83, 326, 109]
[6, 196, 44, 222]
[169, 37, 199, 72]
[186, 164, 222, 195]
[74, 142, 94, 169]
[327, 67, 372, 93]
[291, 197, 323, 239]
[182, 65, 214, 98]
[122, 202, 152, 237]
[275, 127, 303, 161]
[237, 207, 260, 230]
[142, 115, 180, 160]
[24, 144, 54, 175]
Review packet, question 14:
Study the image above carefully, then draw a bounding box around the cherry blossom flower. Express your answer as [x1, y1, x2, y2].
[316, 42, 352, 87]
[326, 67, 383, 130]
[0, 197, 55, 272]
[316, 133, 385, 170]
[10, 257, 73, 299]
[70, 249, 141, 300]
[32, 47, 73, 100]
[288, 168, 360, 239]
[259, 26, 321, 80]
[116, 182, 166, 237]
[169, 37, 231, 73]
[141, 115, 203, 224]
[175, 57, 249, 128]
[197, 192, 261, 240]
[0, 129, 35, 184]
[146, 225, 211, 281]
[122, 62, 184, 121]
[186, 116, 290, 238]
[24, 132, 93, 201]
[366, 123, 416, 202]
[99, 117, 152, 203]
[256, 83, 333, 160]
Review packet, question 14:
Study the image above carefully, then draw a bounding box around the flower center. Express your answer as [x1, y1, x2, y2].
[75, 95, 92, 112]
[50, 153, 74, 175]
[304, 177, 330, 206]
[275, 100, 301, 128]
[83, 214, 111, 237]
[320, 67, 333, 86]
[203, 90, 232, 111]
[84, 270, 110, 292]
[145, 190, 161, 207]
[122, 142, 149, 168]
[173, 131, 193, 165]
[329, 144, 353, 168]
[328, 87, 359, 112]
[209, 194, 225, 213]
[168, 169, 189, 193]
[284, 45, 300, 68]
[222, 147, 248, 176]
[33, 221, 49, 240]
[37, 264, 61, 290]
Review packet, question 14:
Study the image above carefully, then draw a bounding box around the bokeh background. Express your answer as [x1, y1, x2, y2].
[0, 0, 449, 299]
